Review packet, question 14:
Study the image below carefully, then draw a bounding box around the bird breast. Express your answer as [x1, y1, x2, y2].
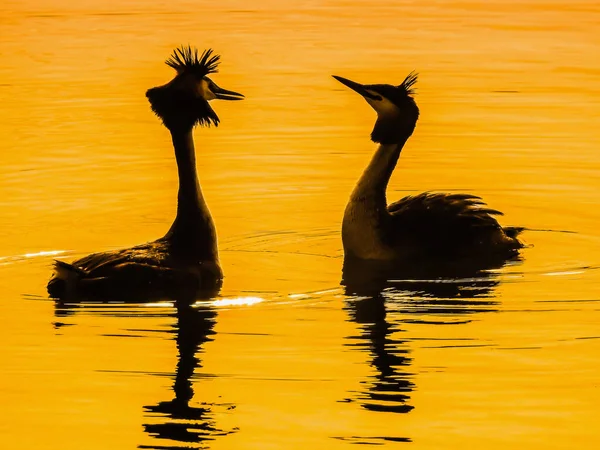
[342, 199, 396, 261]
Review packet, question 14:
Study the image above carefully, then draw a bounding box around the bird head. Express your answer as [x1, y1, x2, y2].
[332, 72, 419, 144]
[146, 46, 244, 132]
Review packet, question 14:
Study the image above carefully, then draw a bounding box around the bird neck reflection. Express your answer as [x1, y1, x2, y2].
[345, 293, 414, 414]
[342, 259, 502, 420]
[52, 298, 237, 448]
[141, 304, 236, 448]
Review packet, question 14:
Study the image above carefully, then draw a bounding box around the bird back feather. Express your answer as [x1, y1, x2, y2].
[387, 192, 521, 255]
[47, 260, 87, 298]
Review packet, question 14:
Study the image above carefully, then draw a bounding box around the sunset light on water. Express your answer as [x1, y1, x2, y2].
[1, 1, 599, 449]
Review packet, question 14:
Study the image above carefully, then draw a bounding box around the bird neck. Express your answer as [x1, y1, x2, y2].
[341, 138, 408, 261]
[164, 128, 218, 262]
[351, 137, 408, 204]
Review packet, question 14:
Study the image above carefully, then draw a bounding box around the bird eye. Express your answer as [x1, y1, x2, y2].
[365, 91, 383, 101]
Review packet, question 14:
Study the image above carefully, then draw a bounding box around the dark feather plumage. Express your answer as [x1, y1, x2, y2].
[165, 46, 220, 77]
[146, 46, 224, 129]
[146, 85, 221, 129]
[366, 72, 420, 143]
[364, 72, 418, 108]
[398, 71, 418, 97]
[48, 239, 222, 301]
[386, 192, 522, 257]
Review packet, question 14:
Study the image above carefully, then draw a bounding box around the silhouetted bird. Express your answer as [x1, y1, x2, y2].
[333, 73, 523, 267]
[48, 46, 244, 301]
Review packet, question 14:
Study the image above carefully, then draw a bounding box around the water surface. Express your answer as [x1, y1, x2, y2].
[1, 1, 599, 449]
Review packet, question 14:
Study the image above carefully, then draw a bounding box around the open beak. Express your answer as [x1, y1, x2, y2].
[212, 82, 245, 101]
[332, 75, 379, 100]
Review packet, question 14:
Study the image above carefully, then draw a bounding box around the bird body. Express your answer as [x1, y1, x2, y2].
[344, 191, 522, 262]
[48, 239, 222, 301]
[48, 47, 243, 301]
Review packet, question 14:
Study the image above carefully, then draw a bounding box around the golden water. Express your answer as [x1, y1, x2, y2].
[1, 1, 599, 448]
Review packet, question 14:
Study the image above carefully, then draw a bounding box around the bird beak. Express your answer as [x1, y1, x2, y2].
[332, 75, 379, 100]
[212, 82, 245, 101]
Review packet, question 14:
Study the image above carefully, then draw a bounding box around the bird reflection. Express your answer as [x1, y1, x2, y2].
[53, 298, 236, 449]
[140, 303, 238, 449]
[341, 258, 503, 415]
[345, 292, 413, 414]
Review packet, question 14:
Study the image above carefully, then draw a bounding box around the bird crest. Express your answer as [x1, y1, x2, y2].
[398, 71, 418, 97]
[165, 46, 220, 77]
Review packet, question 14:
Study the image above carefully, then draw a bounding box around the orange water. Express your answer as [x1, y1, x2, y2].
[1, 1, 599, 449]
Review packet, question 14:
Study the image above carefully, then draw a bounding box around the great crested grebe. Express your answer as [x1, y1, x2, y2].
[48, 46, 244, 300]
[333, 73, 523, 266]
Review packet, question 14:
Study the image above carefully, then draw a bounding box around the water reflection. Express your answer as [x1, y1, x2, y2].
[140, 304, 238, 449]
[53, 300, 237, 449]
[341, 259, 503, 417]
[344, 292, 413, 414]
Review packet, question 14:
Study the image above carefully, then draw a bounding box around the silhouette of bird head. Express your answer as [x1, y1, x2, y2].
[333, 72, 419, 144]
[147, 46, 244, 131]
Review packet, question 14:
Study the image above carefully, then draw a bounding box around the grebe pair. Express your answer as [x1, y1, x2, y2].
[47, 46, 523, 300]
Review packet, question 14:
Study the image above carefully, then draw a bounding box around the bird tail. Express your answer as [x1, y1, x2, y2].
[503, 226, 527, 252]
[47, 260, 87, 299]
[504, 226, 525, 239]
